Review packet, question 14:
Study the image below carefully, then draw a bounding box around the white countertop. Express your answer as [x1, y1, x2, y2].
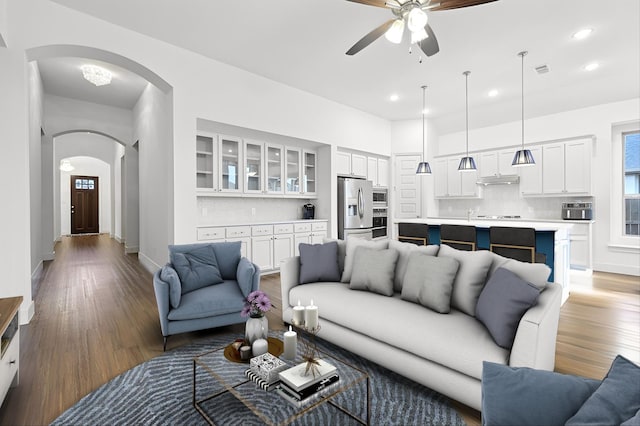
[198, 219, 328, 228]
[395, 217, 576, 232]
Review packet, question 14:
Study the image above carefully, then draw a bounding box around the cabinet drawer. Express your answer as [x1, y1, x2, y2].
[312, 222, 327, 232]
[294, 223, 312, 233]
[274, 223, 294, 234]
[226, 226, 251, 238]
[197, 227, 225, 241]
[0, 329, 19, 398]
[252, 225, 274, 236]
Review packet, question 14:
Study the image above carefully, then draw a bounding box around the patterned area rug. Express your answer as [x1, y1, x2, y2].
[52, 333, 465, 425]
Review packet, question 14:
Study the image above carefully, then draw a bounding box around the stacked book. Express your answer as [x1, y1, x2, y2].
[245, 353, 288, 391]
[275, 359, 340, 407]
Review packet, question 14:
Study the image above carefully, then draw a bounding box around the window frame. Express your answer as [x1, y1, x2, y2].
[622, 130, 640, 236]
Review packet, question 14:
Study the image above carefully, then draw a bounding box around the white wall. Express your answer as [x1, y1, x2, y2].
[113, 149, 124, 241]
[27, 61, 43, 279]
[0, 0, 7, 47]
[59, 156, 111, 235]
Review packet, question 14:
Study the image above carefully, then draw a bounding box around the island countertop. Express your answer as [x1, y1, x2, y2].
[395, 217, 574, 235]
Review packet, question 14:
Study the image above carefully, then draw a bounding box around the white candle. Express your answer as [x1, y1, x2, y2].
[252, 338, 268, 357]
[283, 325, 297, 360]
[292, 299, 305, 326]
[305, 299, 319, 330]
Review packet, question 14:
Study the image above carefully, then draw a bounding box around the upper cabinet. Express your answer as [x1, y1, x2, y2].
[519, 146, 543, 196]
[367, 157, 389, 187]
[196, 131, 316, 198]
[542, 139, 592, 196]
[336, 151, 367, 178]
[434, 156, 479, 198]
[479, 150, 517, 178]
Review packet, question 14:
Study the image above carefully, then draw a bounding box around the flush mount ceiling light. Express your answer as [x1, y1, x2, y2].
[458, 71, 477, 172]
[584, 62, 599, 71]
[487, 89, 499, 97]
[416, 85, 432, 175]
[572, 28, 593, 40]
[81, 64, 112, 86]
[389, 93, 399, 102]
[512, 51, 536, 167]
[59, 159, 74, 172]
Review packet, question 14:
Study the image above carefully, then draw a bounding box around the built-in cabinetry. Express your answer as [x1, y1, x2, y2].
[1, 297, 21, 406]
[367, 157, 389, 187]
[337, 150, 389, 187]
[197, 220, 328, 273]
[197, 131, 316, 198]
[518, 146, 543, 195]
[542, 139, 591, 195]
[568, 222, 593, 272]
[478, 150, 516, 178]
[434, 157, 479, 198]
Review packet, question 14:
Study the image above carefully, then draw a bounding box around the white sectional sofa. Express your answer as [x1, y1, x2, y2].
[280, 239, 562, 411]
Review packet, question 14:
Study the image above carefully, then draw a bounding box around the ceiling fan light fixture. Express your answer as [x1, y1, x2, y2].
[384, 19, 405, 44]
[81, 64, 112, 86]
[410, 27, 428, 44]
[407, 7, 428, 32]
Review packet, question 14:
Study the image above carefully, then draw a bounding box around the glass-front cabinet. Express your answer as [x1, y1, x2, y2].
[285, 148, 301, 195]
[219, 135, 242, 193]
[244, 140, 264, 194]
[303, 150, 316, 194]
[266, 144, 284, 194]
[196, 134, 216, 190]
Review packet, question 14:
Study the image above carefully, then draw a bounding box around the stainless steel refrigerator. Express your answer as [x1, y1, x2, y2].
[338, 177, 373, 240]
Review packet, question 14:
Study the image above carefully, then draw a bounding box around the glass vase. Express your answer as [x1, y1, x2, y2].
[245, 314, 268, 345]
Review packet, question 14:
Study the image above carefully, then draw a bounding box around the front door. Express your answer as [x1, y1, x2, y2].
[71, 175, 99, 234]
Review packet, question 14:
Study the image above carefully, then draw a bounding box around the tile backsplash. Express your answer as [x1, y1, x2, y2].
[438, 184, 593, 220]
[197, 197, 312, 225]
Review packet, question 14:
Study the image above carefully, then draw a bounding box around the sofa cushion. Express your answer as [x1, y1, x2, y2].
[481, 361, 601, 426]
[160, 264, 182, 308]
[488, 251, 551, 291]
[622, 409, 640, 426]
[236, 257, 256, 298]
[323, 238, 347, 275]
[289, 283, 509, 379]
[341, 238, 388, 283]
[476, 267, 541, 349]
[437, 244, 494, 316]
[401, 252, 459, 314]
[172, 245, 224, 293]
[167, 280, 245, 320]
[349, 247, 398, 296]
[566, 355, 640, 426]
[389, 240, 440, 292]
[169, 241, 241, 281]
[299, 241, 341, 284]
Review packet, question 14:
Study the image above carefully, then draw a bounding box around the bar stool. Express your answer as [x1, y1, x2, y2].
[489, 226, 536, 263]
[440, 225, 476, 251]
[398, 223, 429, 246]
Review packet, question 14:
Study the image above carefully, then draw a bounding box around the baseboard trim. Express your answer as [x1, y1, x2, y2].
[125, 245, 139, 254]
[114, 236, 123, 243]
[31, 261, 43, 282]
[138, 252, 161, 274]
[594, 262, 640, 277]
[20, 300, 35, 325]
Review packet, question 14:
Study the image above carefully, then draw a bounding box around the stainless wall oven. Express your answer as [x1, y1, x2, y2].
[373, 188, 388, 207]
[372, 207, 388, 239]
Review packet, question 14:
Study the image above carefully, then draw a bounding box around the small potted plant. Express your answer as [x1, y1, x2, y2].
[242, 290, 272, 344]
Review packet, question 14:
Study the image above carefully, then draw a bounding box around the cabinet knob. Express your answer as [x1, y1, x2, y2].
[9, 360, 16, 365]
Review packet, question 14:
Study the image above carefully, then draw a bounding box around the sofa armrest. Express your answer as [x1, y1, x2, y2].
[237, 257, 261, 297]
[280, 256, 300, 315]
[152, 269, 170, 337]
[509, 281, 562, 370]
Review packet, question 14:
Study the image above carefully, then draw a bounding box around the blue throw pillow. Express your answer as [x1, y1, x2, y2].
[566, 355, 640, 425]
[481, 361, 601, 426]
[160, 264, 181, 308]
[299, 241, 341, 284]
[476, 267, 541, 349]
[172, 245, 223, 293]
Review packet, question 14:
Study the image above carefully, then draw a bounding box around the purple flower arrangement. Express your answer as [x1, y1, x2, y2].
[241, 290, 272, 318]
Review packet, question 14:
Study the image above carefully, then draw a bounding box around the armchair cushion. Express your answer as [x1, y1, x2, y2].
[160, 264, 182, 308]
[236, 257, 257, 298]
[167, 280, 246, 321]
[172, 245, 223, 293]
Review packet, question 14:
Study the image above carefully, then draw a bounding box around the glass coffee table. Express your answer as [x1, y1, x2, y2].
[193, 341, 370, 425]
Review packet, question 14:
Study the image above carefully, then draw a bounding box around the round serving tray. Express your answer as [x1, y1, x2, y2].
[223, 337, 284, 363]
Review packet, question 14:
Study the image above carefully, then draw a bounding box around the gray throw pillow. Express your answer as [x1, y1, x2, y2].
[389, 240, 440, 293]
[482, 361, 601, 426]
[160, 264, 181, 308]
[172, 245, 224, 293]
[323, 238, 347, 275]
[341, 238, 388, 283]
[299, 242, 341, 284]
[475, 267, 541, 349]
[401, 252, 459, 314]
[349, 247, 398, 296]
[566, 355, 640, 425]
[437, 244, 494, 316]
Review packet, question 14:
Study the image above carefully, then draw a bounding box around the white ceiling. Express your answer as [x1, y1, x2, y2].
[44, 0, 640, 133]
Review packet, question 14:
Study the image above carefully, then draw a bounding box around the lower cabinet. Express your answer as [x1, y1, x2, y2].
[569, 222, 593, 271]
[1, 297, 21, 407]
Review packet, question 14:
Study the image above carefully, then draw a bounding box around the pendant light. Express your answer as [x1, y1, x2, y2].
[512, 51, 536, 167]
[458, 70, 477, 171]
[416, 85, 432, 175]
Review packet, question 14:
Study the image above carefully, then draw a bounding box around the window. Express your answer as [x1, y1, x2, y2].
[624, 131, 640, 235]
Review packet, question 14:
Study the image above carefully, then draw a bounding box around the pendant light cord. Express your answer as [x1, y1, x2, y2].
[464, 71, 470, 156]
[422, 85, 427, 160]
[519, 51, 527, 150]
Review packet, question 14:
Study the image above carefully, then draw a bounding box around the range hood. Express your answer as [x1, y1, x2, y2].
[476, 175, 520, 186]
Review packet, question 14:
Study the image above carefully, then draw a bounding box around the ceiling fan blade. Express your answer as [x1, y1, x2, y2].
[429, 0, 498, 11]
[345, 0, 392, 8]
[418, 23, 439, 56]
[346, 19, 395, 55]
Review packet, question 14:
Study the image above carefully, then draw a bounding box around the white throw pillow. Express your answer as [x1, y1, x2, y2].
[340, 238, 388, 283]
[388, 240, 440, 293]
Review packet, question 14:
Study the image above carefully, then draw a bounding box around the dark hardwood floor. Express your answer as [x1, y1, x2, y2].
[0, 235, 638, 425]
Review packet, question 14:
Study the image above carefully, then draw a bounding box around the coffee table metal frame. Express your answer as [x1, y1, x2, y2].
[193, 344, 370, 425]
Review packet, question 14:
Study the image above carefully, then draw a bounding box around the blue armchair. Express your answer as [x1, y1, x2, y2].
[153, 241, 260, 350]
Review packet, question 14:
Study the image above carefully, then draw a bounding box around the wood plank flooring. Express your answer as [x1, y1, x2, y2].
[0, 235, 638, 425]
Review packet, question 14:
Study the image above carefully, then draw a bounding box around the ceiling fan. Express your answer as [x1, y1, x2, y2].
[345, 0, 499, 58]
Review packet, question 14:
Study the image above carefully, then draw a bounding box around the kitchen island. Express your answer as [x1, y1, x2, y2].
[395, 218, 573, 304]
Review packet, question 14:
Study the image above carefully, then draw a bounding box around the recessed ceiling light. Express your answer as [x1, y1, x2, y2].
[487, 89, 499, 97]
[389, 94, 399, 102]
[422, 108, 430, 115]
[80, 64, 112, 86]
[584, 62, 599, 71]
[572, 28, 593, 40]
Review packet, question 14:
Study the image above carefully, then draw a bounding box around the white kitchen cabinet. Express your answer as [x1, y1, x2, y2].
[265, 144, 284, 194]
[251, 235, 274, 271]
[285, 148, 301, 195]
[293, 222, 312, 256]
[519, 146, 543, 196]
[434, 158, 449, 198]
[310, 221, 328, 243]
[302, 150, 317, 195]
[569, 222, 593, 271]
[543, 139, 591, 196]
[336, 151, 367, 178]
[196, 133, 217, 191]
[351, 154, 367, 178]
[1, 297, 21, 408]
[219, 135, 243, 193]
[335, 151, 352, 176]
[273, 231, 294, 269]
[434, 156, 479, 198]
[479, 149, 517, 177]
[367, 157, 378, 184]
[226, 226, 252, 258]
[244, 140, 264, 194]
[447, 158, 462, 197]
[377, 158, 389, 187]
